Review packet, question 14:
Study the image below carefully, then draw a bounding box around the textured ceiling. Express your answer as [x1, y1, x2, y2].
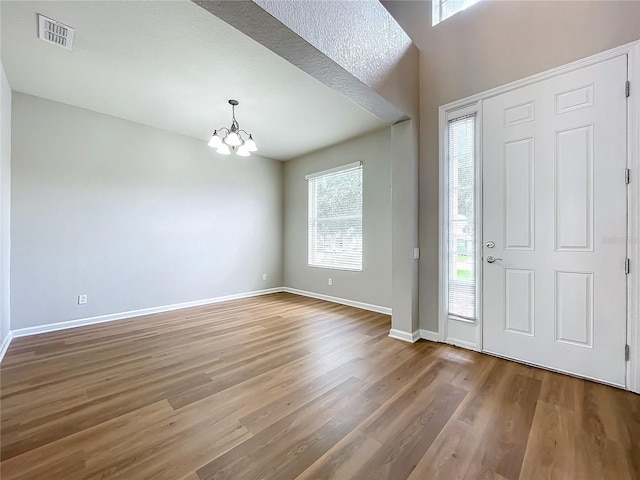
[0, 0, 388, 160]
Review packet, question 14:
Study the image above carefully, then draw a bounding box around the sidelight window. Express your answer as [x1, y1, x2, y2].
[447, 113, 477, 320]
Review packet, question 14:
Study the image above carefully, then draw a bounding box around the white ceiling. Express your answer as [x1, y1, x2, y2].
[0, 0, 388, 161]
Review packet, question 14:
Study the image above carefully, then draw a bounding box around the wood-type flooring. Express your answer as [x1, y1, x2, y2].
[1, 292, 638, 479]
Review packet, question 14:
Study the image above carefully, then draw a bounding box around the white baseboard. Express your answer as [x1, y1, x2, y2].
[445, 337, 482, 352]
[0, 331, 13, 363]
[419, 329, 439, 342]
[282, 287, 392, 315]
[388, 328, 420, 343]
[11, 287, 284, 339]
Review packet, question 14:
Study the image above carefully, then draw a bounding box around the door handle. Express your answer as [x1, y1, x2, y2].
[486, 255, 502, 263]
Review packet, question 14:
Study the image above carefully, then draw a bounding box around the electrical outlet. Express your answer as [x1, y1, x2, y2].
[414, 247, 420, 259]
[328, 278, 333, 286]
[262, 273, 267, 281]
[78, 294, 87, 305]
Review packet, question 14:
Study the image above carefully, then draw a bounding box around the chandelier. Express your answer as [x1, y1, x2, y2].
[208, 99, 257, 156]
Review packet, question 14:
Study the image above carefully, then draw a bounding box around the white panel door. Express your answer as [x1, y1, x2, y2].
[482, 55, 628, 386]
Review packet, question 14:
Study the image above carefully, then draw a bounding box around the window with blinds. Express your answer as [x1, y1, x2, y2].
[307, 162, 363, 271]
[447, 114, 476, 321]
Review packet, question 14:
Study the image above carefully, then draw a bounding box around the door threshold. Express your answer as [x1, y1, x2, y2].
[482, 349, 627, 390]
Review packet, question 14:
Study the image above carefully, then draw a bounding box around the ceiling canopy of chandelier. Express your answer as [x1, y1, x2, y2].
[208, 99, 257, 156]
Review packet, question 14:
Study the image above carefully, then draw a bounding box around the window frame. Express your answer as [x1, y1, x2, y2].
[306, 161, 363, 272]
[438, 102, 483, 348]
[432, 0, 481, 26]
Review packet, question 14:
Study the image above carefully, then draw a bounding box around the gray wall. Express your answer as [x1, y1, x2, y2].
[283, 128, 392, 308]
[385, 0, 640, 332]
[391, 120, 419, 334]
[11, 93, 283, 330]
[0, 62, 11, 344]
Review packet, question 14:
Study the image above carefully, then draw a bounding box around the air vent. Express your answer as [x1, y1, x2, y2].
[38, 14, 74, 51]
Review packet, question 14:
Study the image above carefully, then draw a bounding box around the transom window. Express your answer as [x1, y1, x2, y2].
[432, 0, 481, 26]
[307, 162, 363, 271]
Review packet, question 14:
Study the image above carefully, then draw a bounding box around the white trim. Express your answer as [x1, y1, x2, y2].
[304, 161, 362, 180]
[10, 288, 284, 338]
[626, 42, 640, 394]
[438, 101, 482, 350]
[445, 104, 477, 121]
[282, 287, 391, 315]
[438, 104, 447, 344]
[446, 337, 482, 352]
[438, 40, 640, 390]
[419, 329, 439, 342]
[0, 331, 12, 363]
[389, 328, 420, 343]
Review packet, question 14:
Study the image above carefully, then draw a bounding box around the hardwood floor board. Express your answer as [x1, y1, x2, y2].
[247, 349, 360, 400]
[519, 401, 583, 480]
[611, 385, 640, 477]
[363, 329, 391, 345]
[346, 341, 437, 387]
[438, 347, 497, 392]
[538, 369, 581, 411]
[359, 359, 461, 444]
[406, 419, 476, 480]
[168, 347, 311, 410]
[296, 429, 382, 480]
[493, 373, 542, 480]
[195, 376, 374, 480]
[0, 350, 35, 367]
[84, 408, 251, 480]
[579, 380, 629, 444]
[179, 473, 200, 480]
[353, 382, 467, 480]
[458, 370, 541, 480]
[238, 357, 368, 434]
[0, 400, 175, 480]
[0, 349, 215, 427]
[0, 450, 86, 480]
[1, 370, 213, 461]
[0, 327, 230, 391]
[2, 293, 638, 480]
[169, 345, 362, 425]
[361, 344, 438, 404]
[455, 359, 509, 426]
[212, 317, 370, 367]
[255, 399, 379, 480]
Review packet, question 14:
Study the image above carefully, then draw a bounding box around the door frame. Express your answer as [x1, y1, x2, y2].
[437, 40, 640, 393]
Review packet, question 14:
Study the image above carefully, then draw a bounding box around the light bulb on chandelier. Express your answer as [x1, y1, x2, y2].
[208, 99, 258, 156]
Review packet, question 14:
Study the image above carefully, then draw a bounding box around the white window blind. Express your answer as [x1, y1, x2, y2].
[307, 162, 363, 271]
[447, 114, 476, 320]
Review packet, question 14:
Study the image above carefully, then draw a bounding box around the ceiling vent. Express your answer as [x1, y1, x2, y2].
[38, 14, 74, 51]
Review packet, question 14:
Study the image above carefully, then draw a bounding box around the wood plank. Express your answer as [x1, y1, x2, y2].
[1, 293, 638, 480]
[354, 382, 467, 479]
[195, 376, 378, 480]
[296, 430, 382, 480]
